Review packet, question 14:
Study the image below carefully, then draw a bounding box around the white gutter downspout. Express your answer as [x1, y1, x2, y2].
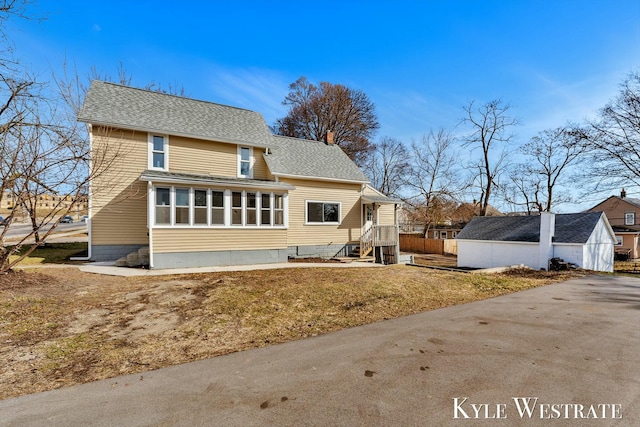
[71, 123, 93, 261]
[539, 212, 555, 270]
[147, 181, 154, 269]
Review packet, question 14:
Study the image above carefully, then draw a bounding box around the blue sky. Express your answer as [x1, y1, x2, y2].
[8, 0, 640, 209]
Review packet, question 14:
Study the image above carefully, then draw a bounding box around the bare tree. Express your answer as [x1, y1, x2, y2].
[583, 71, 640, 191]
[462, 99, 518, 216]
[504, 127, 586, 213]
[366, 137, 410, 197]
[274, 76, 379, 166]
[0, 3, 126, 272]
[405, 129, 465, 237]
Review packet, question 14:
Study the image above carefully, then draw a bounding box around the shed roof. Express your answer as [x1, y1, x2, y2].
[78, 80, 272, 147]
[264, 135, 369, 183]
[456, 212, 607, 244]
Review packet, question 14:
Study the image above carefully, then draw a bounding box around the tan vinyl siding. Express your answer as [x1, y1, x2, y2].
[169, 136, 237, 177]
[169, 137, 270, 180]
[91, 127, 148, 245]
[284, 178, 362, 246]
[152, 228, 287, 253]
[252, 149, 270, 180]
[377, 204, 396, 226]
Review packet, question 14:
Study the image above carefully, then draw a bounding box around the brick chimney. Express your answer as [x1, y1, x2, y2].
[325, 130, 334, 145]
[621, 188, 627, 198]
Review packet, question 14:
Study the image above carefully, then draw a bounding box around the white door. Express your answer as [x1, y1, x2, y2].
[365, 204, 375, 230]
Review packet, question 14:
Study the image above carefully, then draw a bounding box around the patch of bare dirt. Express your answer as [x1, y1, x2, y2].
[0, 264, 584, 400]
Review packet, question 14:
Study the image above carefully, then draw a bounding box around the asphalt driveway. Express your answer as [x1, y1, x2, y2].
[1, 274, 638, 426]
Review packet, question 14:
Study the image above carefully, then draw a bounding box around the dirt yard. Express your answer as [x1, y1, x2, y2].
[0, 264, 584, 400]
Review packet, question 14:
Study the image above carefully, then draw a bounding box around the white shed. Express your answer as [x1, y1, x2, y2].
[456, 212, 616, 272]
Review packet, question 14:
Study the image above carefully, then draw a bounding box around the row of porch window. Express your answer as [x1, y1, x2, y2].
[154, 187, 284, 227]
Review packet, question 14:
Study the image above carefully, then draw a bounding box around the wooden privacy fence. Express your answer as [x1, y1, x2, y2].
[399, 234, 458, 255]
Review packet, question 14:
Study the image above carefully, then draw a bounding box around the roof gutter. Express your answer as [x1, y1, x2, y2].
[271, 172, 369, 185]
[77, 119, 272, 149]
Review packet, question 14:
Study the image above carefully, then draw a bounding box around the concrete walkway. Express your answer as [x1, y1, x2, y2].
[1, 275, 638, 426]
[78, 260, 384, 276]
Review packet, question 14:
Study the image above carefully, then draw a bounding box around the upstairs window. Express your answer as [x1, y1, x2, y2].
[149, 134, 168, 170]
[238, 146, 252, 178]
[625, 212, 635, 226]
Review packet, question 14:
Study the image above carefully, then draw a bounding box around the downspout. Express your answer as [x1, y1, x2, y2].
[148, 181, 154, 269]
[71, 123, 93, 261]
[395, 203, 400, 264]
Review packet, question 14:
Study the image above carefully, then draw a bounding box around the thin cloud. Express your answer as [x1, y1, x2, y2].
[205, 66, 290, 125]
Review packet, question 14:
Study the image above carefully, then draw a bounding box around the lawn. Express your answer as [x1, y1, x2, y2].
[0, 264, 584, 400]
[7, 242, 88, 265]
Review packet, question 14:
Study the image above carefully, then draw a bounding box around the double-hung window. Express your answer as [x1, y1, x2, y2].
[246, 192, 257, 226]
[153, 187, 286, 228]
[261, 193, 271, 225]
[238, 146, 252, 178]
[231, 191, 243, 225]
[306, 201, 340, 224]
[625, 212, 635, 226]
[274, 195, 284, 226]
[149, 134, 168, 170]
[175, 188, 190, 224]
[211, 191, 225, 225]
[155, 187, 170, 225]
[194, 190, 207, 225]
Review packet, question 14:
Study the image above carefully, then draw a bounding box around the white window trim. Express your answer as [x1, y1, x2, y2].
[615, 236, 623, 246]
[625, 212, 635, 226]
[305, 200, 342, 225]
[148, 133, 169, 171]
[151, 185, 288, 229]
[237, 146, 254, 178]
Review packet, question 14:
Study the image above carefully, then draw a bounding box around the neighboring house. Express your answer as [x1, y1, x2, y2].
[456, 212, 615, 272]
[587, 189, 640, 259]
[78, 81, 399, 269]
[399, 201, 503, 237]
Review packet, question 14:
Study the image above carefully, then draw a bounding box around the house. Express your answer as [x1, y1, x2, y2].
[456, 212, 616, 272]
[78, 81, 399, 269]
[587, 189, 640, 259]
[399, 201, 502, 238]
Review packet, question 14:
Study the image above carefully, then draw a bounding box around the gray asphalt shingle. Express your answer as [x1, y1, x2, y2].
[78, 81, 272, 146]
[80, 81, 371, 183]
[456, 212, 605, 244]
[264, 135, 369, 183]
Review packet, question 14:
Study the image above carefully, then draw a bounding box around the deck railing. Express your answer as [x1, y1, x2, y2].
[360, 225, 399, 256]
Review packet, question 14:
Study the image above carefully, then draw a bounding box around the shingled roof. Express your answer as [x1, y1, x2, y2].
[78, 80, 272, 147]
[264, 135, 369, 183]
[456, 212, 607, 244]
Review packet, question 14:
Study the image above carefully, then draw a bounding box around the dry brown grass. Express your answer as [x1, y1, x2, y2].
[0, 265, 585, 399]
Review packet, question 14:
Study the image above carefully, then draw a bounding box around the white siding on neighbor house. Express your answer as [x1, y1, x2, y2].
[457, 240, 539, 269]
